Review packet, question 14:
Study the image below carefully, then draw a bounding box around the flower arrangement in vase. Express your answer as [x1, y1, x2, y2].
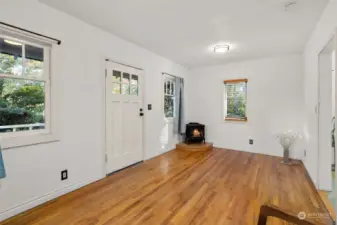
[276, 130, 301, 165]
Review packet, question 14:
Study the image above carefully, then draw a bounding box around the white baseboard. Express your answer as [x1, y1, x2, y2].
[319, 187, 333, 192]
[0, 176, 103, 222]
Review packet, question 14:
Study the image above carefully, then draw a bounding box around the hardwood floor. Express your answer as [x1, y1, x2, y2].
[0, 148, 332, 225]
[319, 191, 336, 222]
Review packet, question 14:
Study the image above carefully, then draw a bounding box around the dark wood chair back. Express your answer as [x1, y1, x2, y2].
[257, 204, 328, 225]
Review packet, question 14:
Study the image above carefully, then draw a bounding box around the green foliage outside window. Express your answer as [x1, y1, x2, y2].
[0, 53, 45, 132]
[227, 98, 246, 118]
[164, 95, 174, 118]
[225, 82, 247, 119]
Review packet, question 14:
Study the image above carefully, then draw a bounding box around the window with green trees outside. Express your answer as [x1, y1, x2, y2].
[0, 37, 50, 133]
[224, 79, 247, 121]
[164, 76, 175, 118]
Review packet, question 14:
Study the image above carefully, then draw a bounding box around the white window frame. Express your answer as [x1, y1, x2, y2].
[164, 75, 176, 120]
[223, 79, 248, 122]
[0, 33, 57, 149]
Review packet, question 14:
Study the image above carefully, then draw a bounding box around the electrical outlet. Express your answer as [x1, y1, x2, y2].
[61, 170, 68, 181]
[249, 139, 254, 145]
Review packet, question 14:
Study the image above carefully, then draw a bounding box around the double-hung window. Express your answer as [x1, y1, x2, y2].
[164, 76, 175, 118]
[0, 32, 51, 143]
[224, 79, 248, 121]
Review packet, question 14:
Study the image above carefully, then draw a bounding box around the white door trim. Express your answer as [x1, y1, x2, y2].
[316, 29, 337, 191]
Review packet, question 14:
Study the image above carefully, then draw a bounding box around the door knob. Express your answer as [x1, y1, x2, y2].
[140, 112, 144, 116]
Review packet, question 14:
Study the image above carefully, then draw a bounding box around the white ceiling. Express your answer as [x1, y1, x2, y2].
[41, 0, 328, 68]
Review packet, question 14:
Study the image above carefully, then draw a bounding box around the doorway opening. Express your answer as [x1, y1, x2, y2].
[160, 73, 185, 153]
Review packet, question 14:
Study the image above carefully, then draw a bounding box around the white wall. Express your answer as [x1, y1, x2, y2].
[303, 0, 337, 188]
[0, 0, 188, 221]
[187, 55, 305, 158]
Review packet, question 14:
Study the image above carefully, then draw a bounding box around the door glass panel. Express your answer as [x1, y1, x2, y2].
[167, 81, 171, 95]
[122, 73, 130, 95]
[164, 80, 167, 94]
[112, 70, 121, 82]
[130, 75, 138, 96]
[112, 83, 121, 94]
[171, 81, 175, 95]
[164, 95, 174, 118]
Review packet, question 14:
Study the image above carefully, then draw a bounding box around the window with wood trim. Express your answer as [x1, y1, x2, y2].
[224, 79, 247, 121]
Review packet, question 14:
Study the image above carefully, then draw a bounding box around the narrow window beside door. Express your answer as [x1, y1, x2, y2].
[164, 77, 175, 118]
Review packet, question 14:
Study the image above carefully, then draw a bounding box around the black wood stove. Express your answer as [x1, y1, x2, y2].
[185, 123, 205, 144]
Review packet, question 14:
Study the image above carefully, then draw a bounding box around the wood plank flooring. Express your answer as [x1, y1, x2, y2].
[0, 148, 333, 225]
[319, 191, 336, 222]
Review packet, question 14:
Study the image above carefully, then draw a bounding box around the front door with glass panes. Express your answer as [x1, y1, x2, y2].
[105, 61, 143, 174]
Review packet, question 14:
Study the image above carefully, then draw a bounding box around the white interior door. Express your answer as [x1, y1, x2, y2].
[105, 61, 143, 174]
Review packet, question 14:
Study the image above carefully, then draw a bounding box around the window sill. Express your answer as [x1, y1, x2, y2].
[225, 117, 248, 122]
[1, 133, 60, 150]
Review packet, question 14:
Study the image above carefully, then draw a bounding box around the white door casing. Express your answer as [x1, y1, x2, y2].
[105, 61, 143, 174]
[327, 32, 337, 216]
[317, 32, 337, 191]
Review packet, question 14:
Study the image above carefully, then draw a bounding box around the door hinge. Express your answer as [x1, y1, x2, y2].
[315, 105, 319, 115]
[105, 153, 108, 162]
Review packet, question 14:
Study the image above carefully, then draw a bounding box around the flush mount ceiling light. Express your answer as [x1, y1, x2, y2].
[213, 44, 230, 53]
[284, 1, 297, 11]
[4, 39, 22, 46]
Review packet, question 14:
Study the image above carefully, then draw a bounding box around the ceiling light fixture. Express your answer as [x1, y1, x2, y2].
[214, 44, 230, 53]
[285, 1, 297, 11]
[4, 39, 22, 46]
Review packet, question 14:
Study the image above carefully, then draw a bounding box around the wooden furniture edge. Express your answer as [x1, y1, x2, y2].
[257, 204, 326, 225]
